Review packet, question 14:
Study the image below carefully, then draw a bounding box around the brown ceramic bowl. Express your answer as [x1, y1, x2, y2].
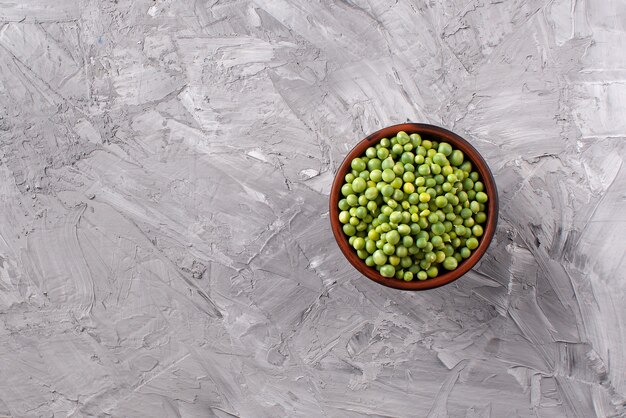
[330, 123, 498, 290]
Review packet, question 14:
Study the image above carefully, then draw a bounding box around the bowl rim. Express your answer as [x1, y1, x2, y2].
[329, 123, 499, 290]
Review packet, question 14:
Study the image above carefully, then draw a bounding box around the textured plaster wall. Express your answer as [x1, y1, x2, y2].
[0, 0, 625, 417]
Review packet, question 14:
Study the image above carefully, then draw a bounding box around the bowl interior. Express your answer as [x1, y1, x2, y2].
[330, 123, 499, 290]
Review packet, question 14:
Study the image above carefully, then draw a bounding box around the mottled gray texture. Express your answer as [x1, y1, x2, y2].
[0, 0, 624, 417]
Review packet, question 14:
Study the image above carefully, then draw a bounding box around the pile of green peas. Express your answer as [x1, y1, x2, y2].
[338, 131, 489, 281]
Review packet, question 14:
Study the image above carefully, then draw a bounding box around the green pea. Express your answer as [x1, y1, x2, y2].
[431, 235, 443, 248]
[396, 245, 408, 258]
[466, 237, 479, 250]
[382, 242, 396, 255]
[460, 161, 472, 172]
[475, 212, 487, 224]
[443, 256, 458, 270]
[476, 191, 488, 203]
[435, 196, 448, 208]
[445, 193, 459, 206]
[449, 150, 464, 166]
[353, 237, 365, 250]
[403, 271, 414, 281]
[396, 131, 410, 145]
[433, 153, 448, 166]
[367, 201, 378, 212]
[358, 195, 368, 206]
[410, 133, 422, 147]
[379, 264, 395, 278]
[460, 247, 471, 258]
[460, 208, 473, 219]
[369, 169, 382, 182]
[352, 177, 367, 193]
[464, 217, 475, 228]
[470, 171, 479, 182]
[398, 224, 411, 236]
[417, 271, 428, 280]
[400, 151, 414, 164]
[351, 158, 366, 172]
[425, 178, 437, 188]
[377, 147, 389, 160]
[431, 222, 445, 236]
[380, 169, 394, 183]
[390, 178, 403, 189]
[472, 224, 484, 237]
[381, 185, 394, 197]
[343, 224, 356, 236]
[386, 230, 400, 245]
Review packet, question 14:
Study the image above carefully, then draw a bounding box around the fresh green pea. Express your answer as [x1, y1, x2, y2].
[475, 191, 488, 203]
[475, 212, 487, 224]
[398, 224, 411, 236]
[460, 208, 473, 219]
[352, 177, 366, 193]
[466, 237, 479, 250]
[386, 230, 400, 245]
[435, 196, 448, 208]
[351, 158, 366, 172]
[460, 247, 471, 258]
[443, 256, 458, 270]
[472, 224, 484, 237]
[343, 224, 356, 236]
[353, 237, 365, 250]
[380, 264, 395, 277]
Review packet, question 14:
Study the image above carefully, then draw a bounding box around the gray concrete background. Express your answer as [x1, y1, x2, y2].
[0, 0, 625, 417]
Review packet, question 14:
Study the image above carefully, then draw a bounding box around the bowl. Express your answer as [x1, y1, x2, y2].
[329, 123, 498, 290]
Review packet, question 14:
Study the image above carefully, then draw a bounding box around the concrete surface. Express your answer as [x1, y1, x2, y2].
[0, 0, 625, 417]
